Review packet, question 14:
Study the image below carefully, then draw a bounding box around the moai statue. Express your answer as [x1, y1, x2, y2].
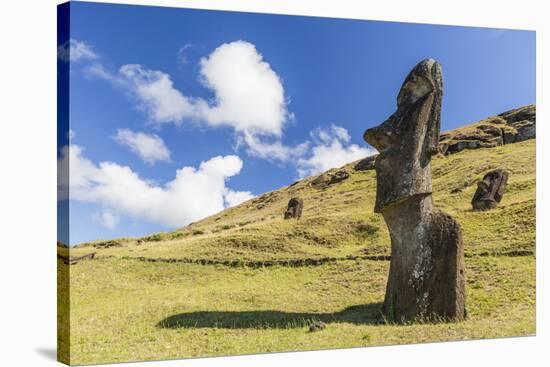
[363, 59, 466, 322]
[471, 169, 509, 210]
[284, 197, 304, 219]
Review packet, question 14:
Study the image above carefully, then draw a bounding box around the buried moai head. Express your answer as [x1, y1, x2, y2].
[363, 59, 443, 213]
[284, 197, 304, 219]
[472, 169, 509, 210]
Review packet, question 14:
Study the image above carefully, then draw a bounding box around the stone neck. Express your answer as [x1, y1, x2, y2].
[380, 194, 434, 231]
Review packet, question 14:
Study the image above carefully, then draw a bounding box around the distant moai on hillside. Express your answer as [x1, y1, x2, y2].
[284, 197, 304, 219]
[363, 59, 466, 322]
[471, 169, 509, 210]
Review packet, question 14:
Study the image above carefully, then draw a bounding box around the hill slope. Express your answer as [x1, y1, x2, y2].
[76, 139, 535, 265]
[62, 107, 536, 364]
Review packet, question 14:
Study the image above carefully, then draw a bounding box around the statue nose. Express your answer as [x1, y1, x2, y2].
[363, 127, 378, 144]
[364, 125, 392, 151]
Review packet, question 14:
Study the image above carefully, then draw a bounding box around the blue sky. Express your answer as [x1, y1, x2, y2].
[58, 1, 535, 245]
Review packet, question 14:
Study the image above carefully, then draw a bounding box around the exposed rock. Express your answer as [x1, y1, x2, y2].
[310, 174, 330, 189]
[505, 120, 535, 143]
[438, 104, 535, 155]
[363, 59, 466, 322]
[441, 140, 478, 155]
[471, 169, 509, 210]
[93, 240, 121, 249]
[308, 321, 326, 332]
[252, 192, 279, 210]
[439, 121, 504, 155]
[498, 105, 536, 143]
[310, 169, 350, 189]
[499, 104, 536, 124]
[354, 155, 378, 171]
[284, 197, 304, 219]
[328, 170, 350, 184]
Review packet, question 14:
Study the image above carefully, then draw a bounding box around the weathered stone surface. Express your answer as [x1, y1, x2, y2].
[438, 104, 535, 155]
[509, 120, 536, 142]
[381, 196, 465, 321]
[438, 121, 504, 155]
[354, 155, 378, 171]
[499, 104, 536, 124]
[93, 240, 121, 249]
[252, 192, 279, 210]
[497, 105, 536, 143]
[310, 169, 350, 189]
[328, 170, 350, 184]
[310, 174, 330, 189]
[284, 197, 304, 219]
[471, 169, 509, 210]
[308, 321, 326, 332]
[363, 59, 466, 322]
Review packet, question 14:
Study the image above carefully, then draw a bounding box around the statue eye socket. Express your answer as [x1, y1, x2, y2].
[409, 77, 433, 102]
[397, 74, 433, 106]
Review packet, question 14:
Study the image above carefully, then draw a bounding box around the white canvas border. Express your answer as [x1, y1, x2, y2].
[0, 0, 546, 366]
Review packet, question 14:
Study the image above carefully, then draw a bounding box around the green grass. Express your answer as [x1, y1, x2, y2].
[60, 138, 536, 365]
[71, 140, 535, 263]
[63, 255, 534, 365]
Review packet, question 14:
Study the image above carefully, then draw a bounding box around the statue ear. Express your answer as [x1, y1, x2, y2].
[419, 87, 441, 159]
[425, 101, 441, 156]
[423, 61, 443, 157]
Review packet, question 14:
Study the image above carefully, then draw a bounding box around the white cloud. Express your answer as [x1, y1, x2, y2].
[224, 189, 255, 207]
[58, 39, 98, 62]
[86, 40, 299, 162]
[94, 210, 120, 230]
[238, 131, 309, 162]
[297, 125, 376, 178]
[118, 64, 199, 123]
[85, 62, 116, 81]
[197, 41, 289, 136]
[67, 129, 75, 140]
[80, 40, 373, 172]
[177, 43, 193, 66]
[94, 41, 288, 136]
[57, 144, 253, 228]
[114, 129, 171, 164]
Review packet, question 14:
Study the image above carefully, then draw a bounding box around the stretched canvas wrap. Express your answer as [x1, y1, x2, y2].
[57, 1, 536, 365]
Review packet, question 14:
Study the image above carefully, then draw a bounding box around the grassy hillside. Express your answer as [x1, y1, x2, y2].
[72, 139, 535, 263]
[60, 129, 535, 364]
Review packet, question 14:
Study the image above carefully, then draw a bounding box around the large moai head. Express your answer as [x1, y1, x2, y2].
[363, 59, 443, 213]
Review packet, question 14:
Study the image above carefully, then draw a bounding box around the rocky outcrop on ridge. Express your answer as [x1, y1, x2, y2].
[438, 104, 535, 156]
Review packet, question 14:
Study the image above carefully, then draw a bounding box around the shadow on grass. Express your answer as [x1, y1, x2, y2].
[157, 303, 384, 329]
